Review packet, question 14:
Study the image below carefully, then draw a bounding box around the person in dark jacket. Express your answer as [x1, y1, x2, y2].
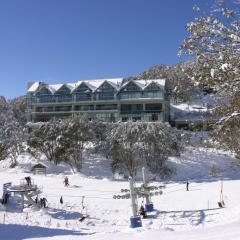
[60, 196, 63, 204]
[139, 205, 147, 218]
[25, 176, 32, 186]
[186, 181, 189, 191]
[64, 177, 69, 187]
[2, 193, 9, 205]
[42, 197, 48, 208]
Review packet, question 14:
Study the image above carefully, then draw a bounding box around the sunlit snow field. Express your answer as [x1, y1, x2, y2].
[0, 145, 240, 240]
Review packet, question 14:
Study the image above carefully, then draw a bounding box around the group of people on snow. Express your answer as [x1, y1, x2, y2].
[35, 196, 48, 208]
[25, 176, 32, 186]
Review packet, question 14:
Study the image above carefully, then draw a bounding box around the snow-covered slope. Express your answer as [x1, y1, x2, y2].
[0, 146, 240, 240]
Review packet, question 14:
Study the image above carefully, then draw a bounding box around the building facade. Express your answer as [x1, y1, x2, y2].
[27, 78, 170, 123]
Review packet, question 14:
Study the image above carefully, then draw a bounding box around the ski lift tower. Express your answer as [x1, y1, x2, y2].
[113, 167, 165, 228]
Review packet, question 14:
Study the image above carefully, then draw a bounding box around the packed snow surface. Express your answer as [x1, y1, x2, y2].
[0, 146, 240, 240]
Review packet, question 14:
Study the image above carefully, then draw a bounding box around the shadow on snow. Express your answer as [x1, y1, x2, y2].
[47, 207, 81, 220]
[0, 223, 90, 240]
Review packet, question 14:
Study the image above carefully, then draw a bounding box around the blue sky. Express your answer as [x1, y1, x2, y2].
[0, 0, 207, 99]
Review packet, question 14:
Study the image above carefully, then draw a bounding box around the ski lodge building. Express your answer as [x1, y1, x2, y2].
[27, 78, 170, 123]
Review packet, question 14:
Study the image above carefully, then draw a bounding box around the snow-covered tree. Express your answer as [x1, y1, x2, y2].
[109, 122, 145, 177]
[9, 95, 27, 126]
[213, 92, 240, 158]
[179, 1, 240, 94]
[142, 122, 182, 174]
[0, 96, 26, 166]
[27, 119, 61, 163]
[109, 121, 182, 177]
[90, 120, 114, 159]
[179, 0, 240, 157]
[57, 114, 95, 171]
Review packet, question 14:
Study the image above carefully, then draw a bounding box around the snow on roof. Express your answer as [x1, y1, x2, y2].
[28, 82, 41, 92]
[47, 84, 63, 93]
[120, 79, 166, 91]
[28, 78, 166, 94]
[135, 79, 166, 89]
[32, 162, 47, 169]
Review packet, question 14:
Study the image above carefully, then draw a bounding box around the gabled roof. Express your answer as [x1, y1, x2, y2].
[32, 162, 47, 169]
[28, 78, 166, 94]
[94, 79, 122, 92]
[119, 79, 165, 91]
[74, 81, 95, 92]
[119, 80, 143, 91]
[28, 82, 41, 92]
[53, 84, 73, 94]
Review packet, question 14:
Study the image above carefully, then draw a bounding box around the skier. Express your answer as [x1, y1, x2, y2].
[5, 192, 9, 204]
[42, 197, 48, 208]
[64, 177, 70, 187]
[186, 181, 189, 191]
[25, 176, 32, 186]
[35, 196, 38, 204]
[60, 196, 63, 204]
[139, 205, 147, 218]
[2, 193, 9, 205]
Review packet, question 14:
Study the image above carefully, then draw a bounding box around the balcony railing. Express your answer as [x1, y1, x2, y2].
[31, 91, 164, 104]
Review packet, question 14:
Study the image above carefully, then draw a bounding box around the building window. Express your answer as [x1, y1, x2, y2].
[110, 113, 115, 122]
[37, 96, 56, 103]
[142, 92, 163, 98]
[144, 82, 161, 91]
[132, 116, 141, 122]
[120, 104, 143, 113]
[119, 92, 142, 99]
[96, 104, 117, 110]
[74, 83, 92, 101]
[55, 106, 72, 112]
[35, 107, 43, 112]
[151, 113, 158, 121]
[44, 107, 54, 112]
[122, 117, 128, 122]
[96, 82, 115, 100]
[145, 103, 162, 112]
[74, 105, 94, 111]
[36, 87, 52, 96]
[98, 92, 115, 100]
[76, 94, 91, 101]
[122, 81, 141, 92]
[57, 95, 72, 102]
